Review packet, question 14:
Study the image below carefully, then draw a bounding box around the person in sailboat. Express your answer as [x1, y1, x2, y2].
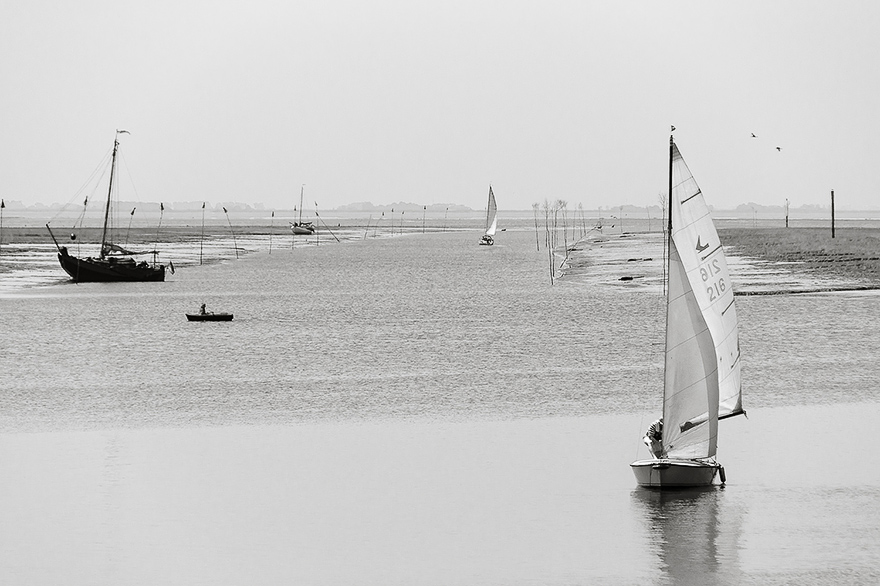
[643, 418, 663, 458]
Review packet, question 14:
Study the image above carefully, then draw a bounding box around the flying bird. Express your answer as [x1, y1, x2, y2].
[776, 146, 782, 151]
[751, 133, 757, 138]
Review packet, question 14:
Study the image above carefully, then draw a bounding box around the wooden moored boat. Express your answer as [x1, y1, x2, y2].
[290, 185, 316, 235]
[46, 130, 167, 282]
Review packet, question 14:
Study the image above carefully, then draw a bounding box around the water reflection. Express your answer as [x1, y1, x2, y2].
[631, 487, 743, 586]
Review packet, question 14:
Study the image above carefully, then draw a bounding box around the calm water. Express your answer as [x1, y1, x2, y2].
[2, 227, 880, 584]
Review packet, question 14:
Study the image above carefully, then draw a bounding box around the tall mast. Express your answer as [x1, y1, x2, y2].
[100, 134, 121, 259]
[663, 133, 674, 297]
[299, 185, 304, 224]
[668, 134, 674, 239]
[661, 133, 674, 438]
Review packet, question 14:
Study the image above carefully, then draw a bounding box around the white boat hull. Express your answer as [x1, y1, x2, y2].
[630, 459, 723, 488]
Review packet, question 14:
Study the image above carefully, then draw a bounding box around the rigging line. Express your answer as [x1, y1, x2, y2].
[72, 146, 113, 196]
[314, 211, 340, 242]
[117, 151, 143, 201]
[635, 414, 647, 460]
[49, 149, 113, 224]
[72, 150, 113, 199]
[114, 152, 143, 248]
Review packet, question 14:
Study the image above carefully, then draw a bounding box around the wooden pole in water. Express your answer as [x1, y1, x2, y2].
[314, 210, 340, 242]
[314, 202, 320, 246]
[155, 202, 164, 265]
[126, 207, 135, 246]
[200, 202, 205, 264]
[831, 190, 835, 238]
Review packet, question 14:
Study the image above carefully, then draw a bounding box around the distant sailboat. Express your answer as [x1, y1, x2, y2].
[291, 185, 316, 235]
[46, 130, 166, 282]
[479, 185, 498, 245]
[630, 136, 744, 488]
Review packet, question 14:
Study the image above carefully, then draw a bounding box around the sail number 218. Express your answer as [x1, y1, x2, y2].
[700, 259, 726, 301]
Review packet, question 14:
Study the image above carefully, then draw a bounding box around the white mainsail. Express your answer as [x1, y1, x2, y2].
[485, 186, 498, 237]
[662, 143, 743, 459]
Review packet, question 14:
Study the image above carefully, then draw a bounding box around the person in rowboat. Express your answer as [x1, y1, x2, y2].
[199, 303, 207, 315]
[643, 418, 663, 458]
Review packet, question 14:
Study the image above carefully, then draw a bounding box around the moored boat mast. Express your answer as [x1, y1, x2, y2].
[100, 130, 129, 259]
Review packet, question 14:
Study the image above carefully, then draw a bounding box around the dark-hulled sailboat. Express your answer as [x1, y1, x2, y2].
[290, 185, 316, 235]
[46, 131, 166, 282]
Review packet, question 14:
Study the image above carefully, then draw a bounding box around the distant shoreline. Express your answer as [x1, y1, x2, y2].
[719, 226, 880, 293]
[4, 224, 880, 293]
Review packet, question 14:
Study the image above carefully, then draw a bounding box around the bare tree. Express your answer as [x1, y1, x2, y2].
[543, 199, 554, 284]
[532, 202, 540, 251]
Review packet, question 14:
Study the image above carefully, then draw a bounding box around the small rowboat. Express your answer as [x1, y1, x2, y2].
[186, 312, 233, 322]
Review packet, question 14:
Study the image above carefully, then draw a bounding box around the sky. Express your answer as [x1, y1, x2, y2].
[2, 1, 879, 211]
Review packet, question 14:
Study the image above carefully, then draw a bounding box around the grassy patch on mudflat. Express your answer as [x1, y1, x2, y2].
[719, 227, 880, 282]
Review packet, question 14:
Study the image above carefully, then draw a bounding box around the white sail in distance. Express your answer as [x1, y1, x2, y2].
[485, 186, 498, 236]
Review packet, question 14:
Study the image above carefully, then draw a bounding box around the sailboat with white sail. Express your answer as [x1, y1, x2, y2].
[630, 135, 744, 488]
[479, 185, 498, 245]
[291, 185, 316, 235]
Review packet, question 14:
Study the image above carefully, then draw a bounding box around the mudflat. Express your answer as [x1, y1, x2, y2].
[720, 227, 880, 284]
